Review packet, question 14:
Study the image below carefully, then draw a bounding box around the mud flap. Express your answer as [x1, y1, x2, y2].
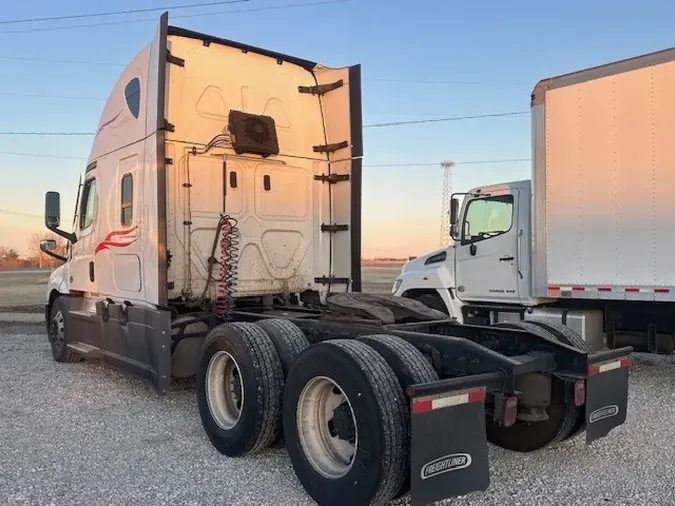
[585, 358, 631, 444]
[410, 387, 490, 506]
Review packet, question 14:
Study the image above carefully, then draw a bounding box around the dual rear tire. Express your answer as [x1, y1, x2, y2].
[196, 322, 436, 506]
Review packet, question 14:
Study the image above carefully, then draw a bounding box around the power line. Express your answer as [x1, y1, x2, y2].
[0, 132, 93, 136]
[0, 92, 105, 101]
[0, 149, 531, 167]
[0, 110, 529, 137]
[0, 55, 123, 66]
[0, 209, 42, 219]
[364, 77, 530, 87]
[0, 0, 350, 35]
[0, 151, 87, 159]
[364, 158, 530, 167]
[0, 0, 250, 25]
[363, 111, 528, 128]
[0, 53, 525, 89]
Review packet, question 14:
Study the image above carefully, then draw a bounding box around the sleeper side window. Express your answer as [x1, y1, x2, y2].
[121, 174, 133, 226]
[79, 179, 98, 231]
[124, 78, 141, 119]
[461, 195, 514, 244]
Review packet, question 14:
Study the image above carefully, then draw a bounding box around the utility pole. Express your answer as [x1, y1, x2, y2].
[439, 160, 455, 247]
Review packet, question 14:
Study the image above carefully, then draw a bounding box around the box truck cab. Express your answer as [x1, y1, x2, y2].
[395, 45, 675, 355]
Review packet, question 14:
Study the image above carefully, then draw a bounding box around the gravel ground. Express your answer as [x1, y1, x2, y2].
[1, 324, 674, 506]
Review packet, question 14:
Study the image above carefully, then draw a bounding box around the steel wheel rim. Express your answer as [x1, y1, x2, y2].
[206, 351, 244, 430]
[50, 311, 65, 349]
[297, 376, 358, 479]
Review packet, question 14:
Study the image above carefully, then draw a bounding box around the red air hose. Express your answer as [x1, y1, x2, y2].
[215, 214, 239, 319]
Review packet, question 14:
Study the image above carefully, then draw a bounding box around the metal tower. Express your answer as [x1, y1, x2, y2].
[439, 160, 455, 247]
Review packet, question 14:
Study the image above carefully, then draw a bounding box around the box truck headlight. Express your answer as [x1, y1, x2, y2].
[392, 278, 402, 293]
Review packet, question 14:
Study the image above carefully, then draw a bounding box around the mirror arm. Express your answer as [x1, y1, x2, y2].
[47, 226, 77, 244]
[43, 249, 67, 263]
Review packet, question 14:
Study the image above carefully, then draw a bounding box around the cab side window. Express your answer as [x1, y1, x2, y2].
[121, 174, 133, 226]
[462, 195, 513, 244]
[79, 179, 98, 231]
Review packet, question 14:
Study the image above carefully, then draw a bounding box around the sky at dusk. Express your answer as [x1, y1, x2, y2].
[2, 0, 675, 257]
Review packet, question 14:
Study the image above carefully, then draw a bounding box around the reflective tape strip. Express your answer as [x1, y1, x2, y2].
[589, 357, 633, 376]
[412, 387, 486, 414]
[548, 286, 672, 294]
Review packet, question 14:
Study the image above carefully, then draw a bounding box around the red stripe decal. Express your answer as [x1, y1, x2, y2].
[655, 288, 670, 294]
[625, 288, 639, 293]
[95, 227, 139, 255]
[572, 286, 585, 292]
[598, 287, 612, 292]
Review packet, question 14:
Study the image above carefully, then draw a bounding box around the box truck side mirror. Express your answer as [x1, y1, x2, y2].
[449, 197, 460, 238]
[44, 191, 77, 244]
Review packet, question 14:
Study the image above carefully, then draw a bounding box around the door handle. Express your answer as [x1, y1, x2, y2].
[499, 256, 514, 262]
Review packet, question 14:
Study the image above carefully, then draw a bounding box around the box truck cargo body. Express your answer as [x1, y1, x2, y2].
[39, 13, 633, 506]
[395, 46, 675, 354]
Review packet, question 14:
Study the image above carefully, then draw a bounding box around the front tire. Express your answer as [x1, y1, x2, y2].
[196, 322, 284, 457]
[414, 293, 448, 315]
[47, 297, 80, 363]
[283, 340, 408, 506]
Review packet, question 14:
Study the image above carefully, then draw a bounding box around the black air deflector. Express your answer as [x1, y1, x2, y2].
[228, 110, 279, 157]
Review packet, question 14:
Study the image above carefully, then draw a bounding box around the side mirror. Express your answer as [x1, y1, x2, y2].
[449, 197, 460, 238]
[40, 239, 57, 253]
[45, 191, 61, 229]
[39, 238, 67, 263]
[450, 198, 459, 225]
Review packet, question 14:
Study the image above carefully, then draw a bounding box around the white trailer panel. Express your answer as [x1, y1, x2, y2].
[532, 49, 675, 300]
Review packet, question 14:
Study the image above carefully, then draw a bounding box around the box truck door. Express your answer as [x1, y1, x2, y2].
[455, 189, 519, 302]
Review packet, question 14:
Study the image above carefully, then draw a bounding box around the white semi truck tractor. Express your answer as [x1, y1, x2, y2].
[395, 46, 675, 356]
[38, 13, 633, 506]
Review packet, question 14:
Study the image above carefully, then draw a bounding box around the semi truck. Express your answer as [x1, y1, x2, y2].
[395, 45, 675, 356]
[39, 13, 633, 506]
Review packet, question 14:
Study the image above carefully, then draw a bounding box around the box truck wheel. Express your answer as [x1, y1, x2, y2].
[47, 297, 81, 363]
[197, 322, 284, 456]
[255, 319, 310, 377]
[414, 293, 448, 315]
[358, 333, 439, 498]
[486, 322, 580, 452]
[526, 319, 589, 441]
[283, 340, 407, 506]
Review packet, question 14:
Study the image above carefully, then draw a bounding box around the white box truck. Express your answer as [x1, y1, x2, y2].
[38, 13, 633, 506]
[394, 46, 675, 356]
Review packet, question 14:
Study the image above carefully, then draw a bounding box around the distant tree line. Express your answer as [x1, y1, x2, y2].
[0, 233, 67, 269]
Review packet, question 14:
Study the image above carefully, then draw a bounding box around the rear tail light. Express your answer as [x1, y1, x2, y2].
[504, 396, 518, 427]
[574, 380, 586, 406]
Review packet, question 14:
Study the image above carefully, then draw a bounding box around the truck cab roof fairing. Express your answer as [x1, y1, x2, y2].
[166, 25, 318, 72]
[87, 45, 152, 164]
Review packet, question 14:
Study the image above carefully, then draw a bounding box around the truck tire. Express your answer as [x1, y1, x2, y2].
[485, 321, 580, 452]
[47, 297, 80, 363]
[196, 322, 284, 457]
[526, 319, 589, 441]
[527, 319, 590, 351]
[414, 293, 448, 315]
[358, 334, 438, 498]
[255, 319, 310, 377]
[283, 340, 407, 506]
